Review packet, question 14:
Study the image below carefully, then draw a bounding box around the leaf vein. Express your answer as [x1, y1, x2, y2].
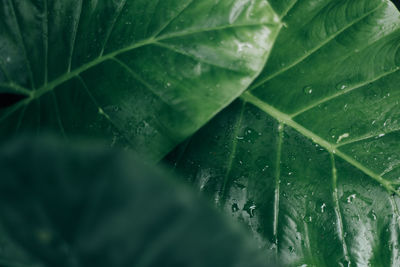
[292, 67, 400, 118]
[110, 57, 177, 109]
[241, 91, 398, 195]
[250, 2, 385, 90]
[7, 0, 36, 89]
[219, 101, 246, 206]
[99, 0, 127, 57]
[331, 153, 350, 262]
[68, 0, 83, 72]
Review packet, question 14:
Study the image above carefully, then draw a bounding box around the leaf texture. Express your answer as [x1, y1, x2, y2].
[166, 0, 400, 265]
[0, 0, 280, 161]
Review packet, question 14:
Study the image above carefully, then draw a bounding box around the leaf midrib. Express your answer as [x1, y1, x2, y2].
[240, 91, 398, 195]
[8, 21, 276, 101]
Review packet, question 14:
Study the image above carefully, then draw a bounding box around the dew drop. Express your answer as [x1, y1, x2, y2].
[303, 86, 313, 95]
[329, 128, 338, 139]
[337, 133, 349, 143]
[231, 203, 239, 212]
[368, 210, 377, 221]
[347, 194, 356, 203]
[244, 200, 256, 217]
[336, 81, 349, 90]
[321, 203, 326, 213]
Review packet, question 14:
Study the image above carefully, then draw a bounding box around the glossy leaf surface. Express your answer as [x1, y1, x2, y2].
[167, 0, 400, 265]
[0, 136, 276, 267]
[0, 0, 280, 161]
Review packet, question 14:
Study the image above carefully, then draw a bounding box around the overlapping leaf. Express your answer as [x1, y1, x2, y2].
[0, 0, 280, 161]
[0, 137, 276, 267]
[167, 0, 400, 265]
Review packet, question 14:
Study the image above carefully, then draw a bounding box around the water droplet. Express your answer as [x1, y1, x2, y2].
[321, 203, 326, 213]
[244, 200, 256, 217]
[368, 210, 377, 221]
[6, 57, 11, 62]
[231, 203, 239, 212]
[337, 133, 350, 143]
[329, 128, 338, 139]
[384, 119, 391, 127]
[336, 81, 349, 90]
[303, 86, 313, 95]
[347, 194, 356, 203]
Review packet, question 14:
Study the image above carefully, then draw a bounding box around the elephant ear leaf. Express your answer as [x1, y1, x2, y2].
[0, 0, 281, 161]
[167, 0, 400, 266]
[0, 136, 276, 267]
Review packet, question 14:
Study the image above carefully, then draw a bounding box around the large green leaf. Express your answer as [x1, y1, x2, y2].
[0, 136, 277, 267]
[166, 0, 400, 265]
[0, 0, 280, 161]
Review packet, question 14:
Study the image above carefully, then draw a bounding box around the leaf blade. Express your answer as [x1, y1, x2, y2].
[0, 0, 281, 161]
[166, 0, 400, 265]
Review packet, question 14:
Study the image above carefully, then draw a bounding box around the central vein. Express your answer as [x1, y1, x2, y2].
[240, 91, 397, 195]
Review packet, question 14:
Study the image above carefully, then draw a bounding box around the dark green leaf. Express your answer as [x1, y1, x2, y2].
[166, 0, 400, 265]
[0, 0, 281, 161]
[0, 136, 277, 267]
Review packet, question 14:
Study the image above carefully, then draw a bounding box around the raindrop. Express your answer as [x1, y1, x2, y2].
[321, 203, 326, 213]
[337, 133, 349, 143]
[336, 81, 349, 90]
[244, 200, 256, 217]
[347, 194, 356, 203]
[262, 165, 269, 172]
[368, 210, 377, 221]
[231, 203, 239, 212]
[303, 86, 313, 95]
[329, 128, 338, 139]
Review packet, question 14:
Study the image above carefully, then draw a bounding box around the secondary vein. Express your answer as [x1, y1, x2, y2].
[331, 153, 350, 263]
[273, 123, 284, 252]
[240, 91, 398, 195]
[219, 101, 246, 207]
[249, 2, 384, 91]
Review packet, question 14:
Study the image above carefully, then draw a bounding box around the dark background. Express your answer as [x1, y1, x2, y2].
[394, 0, 400, 9]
